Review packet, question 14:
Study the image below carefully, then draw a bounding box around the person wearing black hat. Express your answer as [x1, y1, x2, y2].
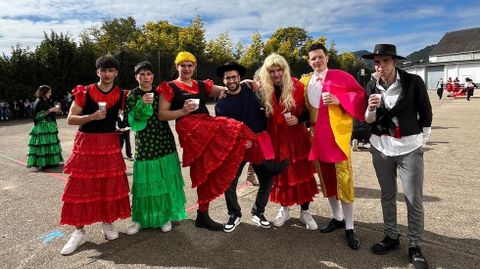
[362, 44, 432, 269]
[215, 62, 288, 232]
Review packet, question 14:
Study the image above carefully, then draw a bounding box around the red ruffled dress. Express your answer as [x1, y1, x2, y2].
[268, 78, 318, 206]
[159, 80, 264, 206]
[61, 84, 131, 226]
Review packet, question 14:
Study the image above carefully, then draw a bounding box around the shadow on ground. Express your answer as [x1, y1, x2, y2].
[73, 218, 479, 269]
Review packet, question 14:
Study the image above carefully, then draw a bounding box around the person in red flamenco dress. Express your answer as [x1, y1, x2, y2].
[256, 53, 319, 230]
[60, 56, 131, 255]
[158, 52, 282, 231]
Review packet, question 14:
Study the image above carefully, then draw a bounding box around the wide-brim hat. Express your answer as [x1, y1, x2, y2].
[216, 62, 246, 78]
[362, 44, 405, 60]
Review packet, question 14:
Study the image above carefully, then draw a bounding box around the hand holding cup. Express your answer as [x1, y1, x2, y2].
[143, 92, 154, 104]
[368, 94, 382, 111]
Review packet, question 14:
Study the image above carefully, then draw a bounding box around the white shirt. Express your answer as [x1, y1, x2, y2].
[365, 72, 431, 156]
[307, 68, 328, 109]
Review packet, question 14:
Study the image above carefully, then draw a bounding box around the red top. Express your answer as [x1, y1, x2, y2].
[158, 80, 214, 102]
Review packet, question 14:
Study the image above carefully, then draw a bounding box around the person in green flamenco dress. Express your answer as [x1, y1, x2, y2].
[27, 85, 64, 172]
[124, 61, 187, 235]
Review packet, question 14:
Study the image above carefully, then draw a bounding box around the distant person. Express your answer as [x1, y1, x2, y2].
[26, 85, 63, 172]
[362, 44, 432, 269]
[12, 100, 21, 119]
[116, 109, 133, 161]
[436, 78, 444, 100]
[60, 56, 130, 255]
[465, 78, 477, 101]
[0, 98, 8, 120]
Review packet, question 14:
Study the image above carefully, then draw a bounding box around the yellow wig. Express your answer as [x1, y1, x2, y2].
[175, 51, 196, 65]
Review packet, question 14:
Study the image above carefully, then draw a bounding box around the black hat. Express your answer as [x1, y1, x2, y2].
[134, 61, 153, 75]
[362, 44, 405, 60]
[216, 62, 246, 78]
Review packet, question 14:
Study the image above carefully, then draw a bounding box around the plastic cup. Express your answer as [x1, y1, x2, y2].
[371, 93, 382, 100]
[98, 101, 107, 111]
[188, 98, 200, 110]
[145, 92, 154, 98]
[283, 112, 291, 119]
[322, 92, 330, 104]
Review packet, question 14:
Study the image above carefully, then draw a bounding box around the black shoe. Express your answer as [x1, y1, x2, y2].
[261, 159, 289, 176]
[223, 215, 241, 233]
[409, 247, 428, 269]
[371, 235, 401, 255]
[320, 218, 345, 233]
[345, 229, 360, 250]
[251, 212, 271, 228]
[195, 210, 223, 231]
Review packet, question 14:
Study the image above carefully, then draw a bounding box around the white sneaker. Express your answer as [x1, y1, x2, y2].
[273, 206, 290, 227]
[299, 210, 318, 230]
[101, 223, 119, 240]
[161, 221, 172, 233]
[60, 229, 86, 255]
[126, 222, 141, 235]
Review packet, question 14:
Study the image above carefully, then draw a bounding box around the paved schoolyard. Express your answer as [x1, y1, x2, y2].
[0, 92, 479, 269]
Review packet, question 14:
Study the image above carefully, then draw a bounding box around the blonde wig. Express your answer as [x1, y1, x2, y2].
[257, 53, 295, 116]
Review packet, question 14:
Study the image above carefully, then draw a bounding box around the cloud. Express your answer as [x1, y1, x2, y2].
[1, 0, 479, 57]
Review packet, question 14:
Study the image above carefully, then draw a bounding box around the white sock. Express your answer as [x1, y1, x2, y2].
[328, 196, 343, 221]
[341, 201, 355, 230]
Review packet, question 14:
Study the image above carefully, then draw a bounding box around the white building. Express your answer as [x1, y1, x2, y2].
[404, 27, 480, 89]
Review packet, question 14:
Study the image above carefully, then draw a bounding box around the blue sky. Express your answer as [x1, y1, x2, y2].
[1, 0, 479, 57]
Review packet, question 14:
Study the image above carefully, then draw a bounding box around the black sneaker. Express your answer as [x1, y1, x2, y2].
[251, 212, 271, 228]
[223, 215, 241, 233]
[409, 247, 429, 269]
[371, 235, 401, 255]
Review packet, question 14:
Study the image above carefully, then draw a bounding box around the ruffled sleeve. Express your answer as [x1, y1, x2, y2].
[158, 81, 174, 103]
[202, 79, 214, 95]
[72, 85, 87, 108]
[126, 93, 153, 132]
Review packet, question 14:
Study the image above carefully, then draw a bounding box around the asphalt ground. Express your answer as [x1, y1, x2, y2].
[0, 92, 479, 269]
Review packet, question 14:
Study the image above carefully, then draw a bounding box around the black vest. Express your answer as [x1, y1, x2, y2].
[169, 80, 209, 115]
[79, 86, 124, 133]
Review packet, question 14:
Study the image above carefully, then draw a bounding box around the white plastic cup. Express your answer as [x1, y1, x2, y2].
[188, 98, 200, 110]
[54, 104, 60, 108]
[322, 92, 330, 104]
[98, 101, 107, 111]
[371, 93, 382, 100]
[283, 112, 291, 119]
[145, 92, 154, 98]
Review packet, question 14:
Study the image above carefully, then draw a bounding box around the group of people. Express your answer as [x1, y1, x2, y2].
[439, 77, 477, 100]
[25, 42, 432, 269]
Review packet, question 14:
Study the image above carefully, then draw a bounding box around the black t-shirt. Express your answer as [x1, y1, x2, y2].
[215, 84, 267, 133]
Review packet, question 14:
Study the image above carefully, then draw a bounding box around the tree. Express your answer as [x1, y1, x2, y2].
[35, 31, 79, 96]
[178, 16, 207, 56]
[263, 27, 310, 62]
[87, 17, 139, 55]
[233, 41, 244, 61]
[205, 32, 235, 64]
[239, 32, 264, 69]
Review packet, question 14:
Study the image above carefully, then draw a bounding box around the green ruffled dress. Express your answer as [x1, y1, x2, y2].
[27, 98, 63, 168]
[125, 87, 187, 228]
